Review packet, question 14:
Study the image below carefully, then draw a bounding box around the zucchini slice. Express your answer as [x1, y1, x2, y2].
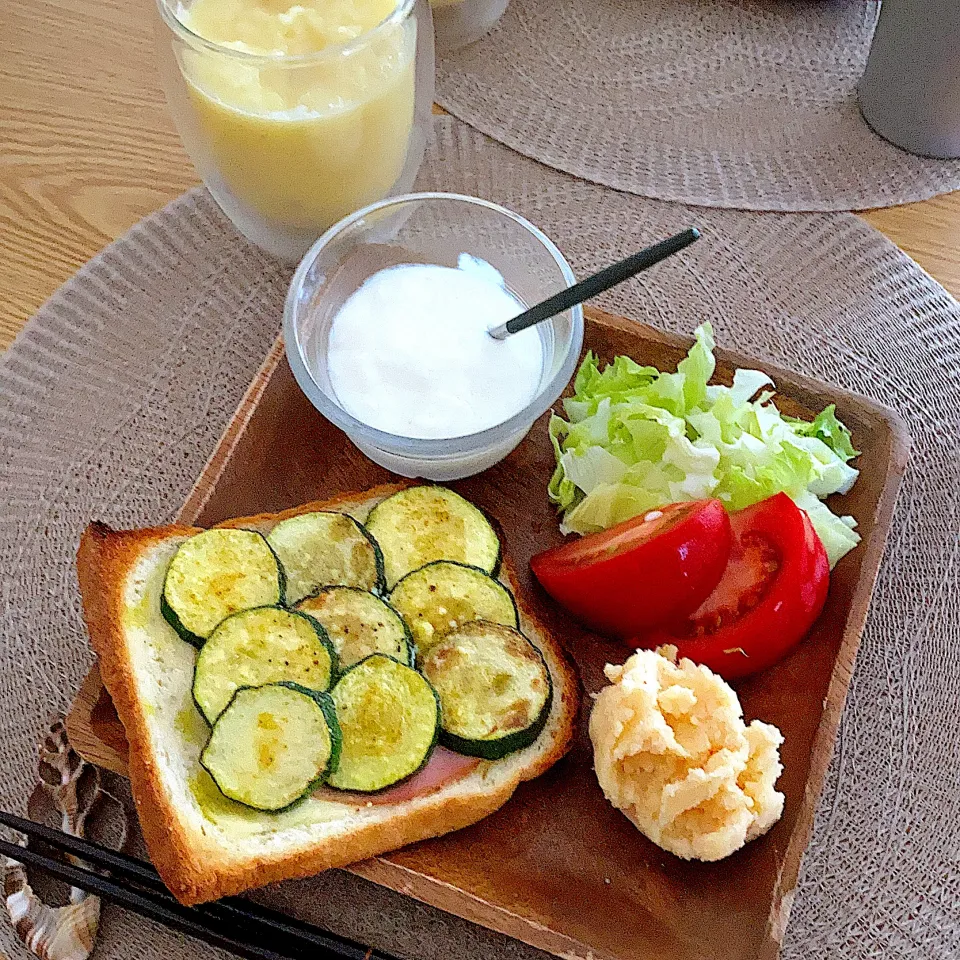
[193, 606, 337, 723]
[327, 654, 439, 793]
[420, 622, 553, 761]
[162, 528, 284, 646]
[201, 683, 341, 811]
[365, 486, 501, 588]
[266, 511, 385, 604]
[388, 561, 518, 657]
[297, 587, 414, 669]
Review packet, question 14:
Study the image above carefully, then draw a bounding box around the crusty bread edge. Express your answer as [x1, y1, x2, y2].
[208, 481, 411, 531]
[77, 487, 580, 905]
[77, 522, 213, 899]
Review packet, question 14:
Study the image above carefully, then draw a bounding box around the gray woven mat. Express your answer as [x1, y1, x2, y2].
[2, 117, 959, 960]
[436, 0, 960, 211]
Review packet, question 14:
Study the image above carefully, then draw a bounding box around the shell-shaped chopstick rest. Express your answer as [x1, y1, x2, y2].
[2, 717, 129, 960]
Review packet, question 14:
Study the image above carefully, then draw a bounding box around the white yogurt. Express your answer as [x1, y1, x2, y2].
[326, 262, 544, 440]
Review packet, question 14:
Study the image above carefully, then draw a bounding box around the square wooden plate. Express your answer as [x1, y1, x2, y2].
[67, 307, 908, 960]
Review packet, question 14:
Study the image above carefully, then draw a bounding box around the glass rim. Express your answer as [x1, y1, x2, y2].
[155, 0, 417, 65]
[284, 191, 584, 457]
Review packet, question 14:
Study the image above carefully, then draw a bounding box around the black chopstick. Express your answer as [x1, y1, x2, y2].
[0, 809, 349, 953]
[0, 812, 396, 960]
[487, 227, 702, 339]
[0, 836, 302, 960]
[0, 810, 165, 890]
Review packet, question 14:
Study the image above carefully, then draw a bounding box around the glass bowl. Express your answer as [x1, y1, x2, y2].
[284, 192, 584, 480]
[154, 0, 435, 260]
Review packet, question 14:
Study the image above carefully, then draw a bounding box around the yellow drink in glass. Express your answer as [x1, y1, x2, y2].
[156, 0, 433, 257]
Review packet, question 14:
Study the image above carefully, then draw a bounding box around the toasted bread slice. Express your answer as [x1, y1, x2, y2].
[76, 483, 580, 905]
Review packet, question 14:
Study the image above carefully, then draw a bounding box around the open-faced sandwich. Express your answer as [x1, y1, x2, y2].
[76, 483, 579, 904]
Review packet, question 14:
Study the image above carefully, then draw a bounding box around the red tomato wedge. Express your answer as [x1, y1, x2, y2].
[530, 499, 732, 637]
[643, 493, 830, 679]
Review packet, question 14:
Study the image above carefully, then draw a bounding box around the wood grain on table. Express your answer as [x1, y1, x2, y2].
[2, 0, 958, 352]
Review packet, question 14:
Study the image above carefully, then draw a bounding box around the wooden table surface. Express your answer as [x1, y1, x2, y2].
[2, 0, 959, 351]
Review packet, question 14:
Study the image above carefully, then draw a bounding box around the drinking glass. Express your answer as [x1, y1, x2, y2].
[154, 0, 436, 259]
[430, 0, 508, 52]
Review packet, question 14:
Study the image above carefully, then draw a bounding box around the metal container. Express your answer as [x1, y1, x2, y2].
[859, 0, 960, 159]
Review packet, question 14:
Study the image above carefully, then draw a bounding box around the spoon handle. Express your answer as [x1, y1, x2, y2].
[489, 227, 701, 340]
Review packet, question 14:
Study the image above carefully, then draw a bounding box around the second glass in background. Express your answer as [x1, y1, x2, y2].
[430, 0, 509, 52]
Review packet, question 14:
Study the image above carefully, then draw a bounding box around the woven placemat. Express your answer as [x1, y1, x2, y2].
[436, 0, 960, 211]
[2, 117, 959, 960]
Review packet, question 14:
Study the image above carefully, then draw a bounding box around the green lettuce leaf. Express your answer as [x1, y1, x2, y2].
[548, 323, 861, 567]
[788, 404, 859, 462]
[792, 491, 862, 568]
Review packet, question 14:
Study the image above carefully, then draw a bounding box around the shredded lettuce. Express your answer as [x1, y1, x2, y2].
[548, 324, 861, 567]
